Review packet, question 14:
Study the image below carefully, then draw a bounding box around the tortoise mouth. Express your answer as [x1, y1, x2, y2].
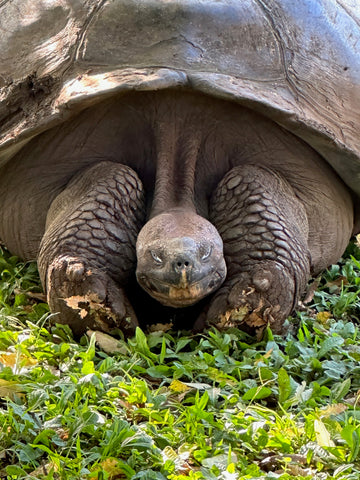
[138, 270, 224, 307]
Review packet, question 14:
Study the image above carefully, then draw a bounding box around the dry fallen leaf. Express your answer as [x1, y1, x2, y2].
[324, 276, 349, 292]
[29, 462, 58, 477]
[65, 293, 118, 331]
[87, 330, 127, 354]
[64, 295, 91, 319]
[320, 403, 348, 418]
[65, 294, 115, 318]
[316, 311, 332, 323]
[217, 305, 249, 328]
[255, 348, 273, 365]
[303, 278, 321, 304]
[246, 311, 267, 328]
[169, 379, 191, 394]
[0, 352, 37, 368]
[89, 458, 126, 479]
[148, 322, 173, 333]
[162, 446, 192, 475]
[314, 419, 335, 447]
[0, 379, 24, 400]
[14, 288, 47, 302]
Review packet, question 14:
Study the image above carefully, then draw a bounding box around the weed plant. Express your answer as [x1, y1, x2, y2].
[0, 244, 360, 479]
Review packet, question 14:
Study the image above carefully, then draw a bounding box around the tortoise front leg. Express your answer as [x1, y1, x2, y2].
[38, 161, 145, 337]
[206, 164, 311, 336]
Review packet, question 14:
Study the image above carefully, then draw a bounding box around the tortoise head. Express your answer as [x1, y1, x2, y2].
[136, 210, 227, 307]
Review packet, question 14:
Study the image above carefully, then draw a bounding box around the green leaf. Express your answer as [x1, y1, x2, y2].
[175, 338, 192, 353]
[317, 335, 344, 358]
[82, 360, 96, 375]
[344, 427, 360, 462]
[258, 367, 273, 381]
[5, 465, 28, 475]
[277, 367, 291, 404]
[332, 378, 351, 402]
[242, 386, 272, 401]
[146, 365, 172, 378]
[195, 390, 209, 410]
[134, 327, 158, 363]
[159, 337, 167, 364]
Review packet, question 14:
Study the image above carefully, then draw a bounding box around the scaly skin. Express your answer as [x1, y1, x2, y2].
[206, 164, 311, 336]
[38, 162, 145, 336]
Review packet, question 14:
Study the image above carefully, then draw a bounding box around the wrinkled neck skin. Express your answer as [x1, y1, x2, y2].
[136, 116, 227, 307]
[149, 103, 201, 218]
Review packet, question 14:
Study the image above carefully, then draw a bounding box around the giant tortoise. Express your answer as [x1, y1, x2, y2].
[0, 0, 359, 337]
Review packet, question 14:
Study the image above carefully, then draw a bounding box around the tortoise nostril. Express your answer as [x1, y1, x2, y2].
[174, 256, 193, 272]
[176, 261, 189, 268]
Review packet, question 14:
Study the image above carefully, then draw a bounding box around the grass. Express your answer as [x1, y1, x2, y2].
[1, 243, 360, 479]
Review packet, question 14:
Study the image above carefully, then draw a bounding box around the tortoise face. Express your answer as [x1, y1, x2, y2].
[136, 210, 227, 307]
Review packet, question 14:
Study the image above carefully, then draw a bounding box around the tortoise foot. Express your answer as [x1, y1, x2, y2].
[37, 161, 145, 337]
[208, 164, 312, 337]
[205, 263, 297, 337]
[46, 255, 138, 337]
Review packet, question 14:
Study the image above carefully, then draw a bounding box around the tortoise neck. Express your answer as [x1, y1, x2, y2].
[149, 118, 201, 219]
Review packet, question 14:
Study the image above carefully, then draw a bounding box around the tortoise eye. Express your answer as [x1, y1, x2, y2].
[199, 244, 212, 262]
[150, 250, 163, 265]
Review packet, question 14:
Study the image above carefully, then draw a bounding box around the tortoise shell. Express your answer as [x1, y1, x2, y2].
[0, 0, 359, 199]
